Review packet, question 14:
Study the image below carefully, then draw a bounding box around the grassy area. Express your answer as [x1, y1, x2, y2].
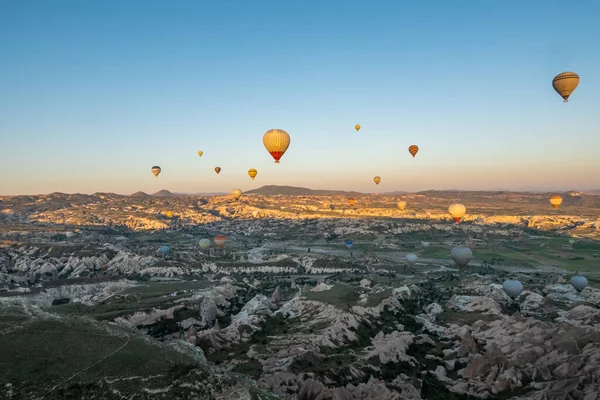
[304, 284, 360, 311]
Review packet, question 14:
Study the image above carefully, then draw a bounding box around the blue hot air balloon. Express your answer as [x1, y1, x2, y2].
[571, 275, 588, 293]
[160, 245, 170, 256]
[345, 240, 353, 250]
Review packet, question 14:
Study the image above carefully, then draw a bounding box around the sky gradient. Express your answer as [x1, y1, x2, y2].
[1, 0, 599, 195]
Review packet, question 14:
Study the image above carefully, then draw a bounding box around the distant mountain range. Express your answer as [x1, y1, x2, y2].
[246, 185, 366, 196]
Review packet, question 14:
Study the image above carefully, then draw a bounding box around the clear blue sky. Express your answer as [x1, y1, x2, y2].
[1, 0, 599, 195]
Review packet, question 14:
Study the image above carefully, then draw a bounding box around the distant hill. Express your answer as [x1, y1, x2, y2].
[246, 185, 365, 196]
[152, 190, 175, 197]
[130, 191, 150, 198]
[383, 191, 409, 195]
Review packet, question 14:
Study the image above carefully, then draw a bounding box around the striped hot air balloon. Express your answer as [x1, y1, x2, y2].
[248, 168, 257, 180]
[408, 145, 419, 157]
[552, 72, 579, 103]
[151, 166, 161, 177]
[263, 129, 290, 163]
[549, 195, 563, 209]
[214, 235, 227, 248]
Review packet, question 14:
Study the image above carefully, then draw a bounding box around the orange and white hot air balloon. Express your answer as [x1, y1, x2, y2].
[248, 168, 257, 180]
[214, 234, 227, 248]
[263, 129, 290, 163]
[448, 203, 466, 223]
[373, 176, 381, 185]
[549, 195, 563, 209]
[151, 166, 161, 178]
[408, 145, 419, 157]
[355, 124, 361, 132]
[552, 72, 579, 103]
[215, 167, 221, 174]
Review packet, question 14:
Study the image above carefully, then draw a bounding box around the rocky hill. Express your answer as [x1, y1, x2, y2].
[246, 185, 365, 196]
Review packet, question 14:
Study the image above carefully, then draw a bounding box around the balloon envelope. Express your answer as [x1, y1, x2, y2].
[373, 176, 381, 185]
[345, 240, 353, 249]
[248, 168, 258, 180]
[65, 231, 75, 238]
[549, 195, 563, 209]
[397, 201, 407, 211]
[355, 124, 361, 131]
[263, 129, 291, 163]
[232, 189, 242, 201]
[448, 203, 466, 223]
[348, 198, 356, 207]
[503, 279, 523, 299]
[329, 204, 335, 211]
[199, 239, 211, 249]
[552, 72, 579, 102]
[197, 151, 203, 157]
[160, 245, 170, 256]
[406, 254, 418, 266]
[451, 247, 472, 268]
[571, 275, 588, 292]
[422, 241, 430, 248]
[214, 235, 227, 248]
[151, 166, 161, 178]
[408, 145, 419, 157]
[215, 167, 221, 174]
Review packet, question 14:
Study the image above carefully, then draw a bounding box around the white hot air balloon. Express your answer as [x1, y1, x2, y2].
[421, 241, 430, 248]
[571, 274, 588, 293]
[451, 247, 473, 268]
[65, 231, 75, 239]
[502, 279, 524, 300]
[406, 254, 418, 266]
[199, 238, 211, 250]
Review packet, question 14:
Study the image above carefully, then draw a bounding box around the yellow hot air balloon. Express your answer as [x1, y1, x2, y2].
[549, 195, 563, 209]
[397, 201, 407, 211]
[151, 166, 161, 178]
[232, 189, 242, 201]
[355, 124, 361, 132]
[408, 145, 419, 157]
[263, 129, 290, 163]
[248, 168, 257, 180]
[166, 211, 174, 218]
[552, 72, 579, 102]
[448, 203, 466, 223]
[197, 150, 203, 157]
[373, 176, 381, 185]
[215, 167, 221, 174]
[348, 198, 356, 207]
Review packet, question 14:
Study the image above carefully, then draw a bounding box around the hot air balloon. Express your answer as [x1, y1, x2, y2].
[160, 245, 170, 256]
[248, 169, 258, 180]
[151, 166, 161, 178]
[408, 145, 419, 158]
[232, 189, 242, 201]
[214, 235, 227, 248]
[65, 231, 75, 239]
[263, 129, 290, 163]
[406, 254, 418, 266]
[348, 198, 356, 207]
[422, 241, 430, 248]
[549, 195, 562, 209]
[199, 239, 211, 249]
[355, 124, 361, 132]
[215, 167, 221, 174]
[571, 274, 588, 292]
[166, 211, 174, 218]
[345, 240, 353, 250]
[503, 279, 523, 300]
[397, 201, 407, 211]
[373, 176, 381, 185]
[197, 151, 203, 157]
[329, 204, 335, 211]
[552, 72, 579, 103]
[448, 203, 466, 223]
[451, 247, 472, 268]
